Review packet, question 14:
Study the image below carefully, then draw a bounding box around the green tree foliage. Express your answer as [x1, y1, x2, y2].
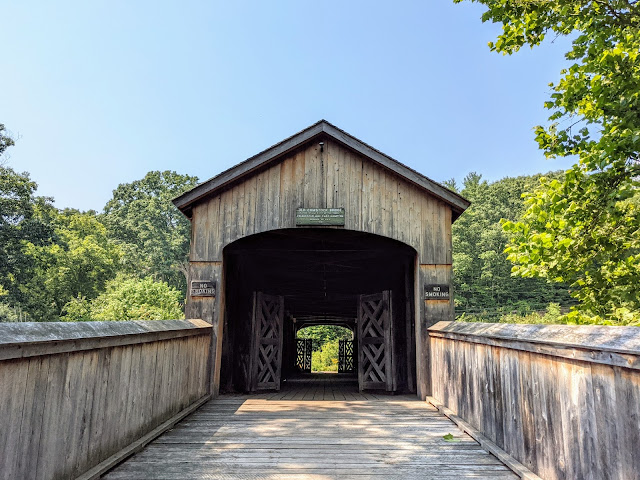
[452, 172, 574, 319]
[22, 210, 122, 321]
[458, 0, 640, 323]
[0, 165, 55, 310]
[311, 339, 341, 372]
[0, 303, 30, 322]
[0, 132, 193, 321]
[297, 325, 352, 372]
[0, 124, 15, 158]
[297, 325, 352, 351]
[102, 171, 198, 295]
[63, 275, 184, 321]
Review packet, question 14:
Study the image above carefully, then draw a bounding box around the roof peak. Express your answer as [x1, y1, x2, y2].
[173, 120, 469, 217]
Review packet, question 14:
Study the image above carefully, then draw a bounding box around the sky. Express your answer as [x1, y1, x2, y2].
[1, 1, 577, 212]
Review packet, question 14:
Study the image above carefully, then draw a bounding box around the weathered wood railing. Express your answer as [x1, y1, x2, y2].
[0, 319, 212, 480]
[428, 321, 640, 480]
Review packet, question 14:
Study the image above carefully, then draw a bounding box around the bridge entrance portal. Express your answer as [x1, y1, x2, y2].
[219, 229, 417, 394]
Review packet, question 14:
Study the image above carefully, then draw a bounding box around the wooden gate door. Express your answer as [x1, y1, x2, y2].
[338, 340, 355, 373]
[296, 338, 312, 373]
[357, 291, 394, 391]
[250, 292, 285, 391]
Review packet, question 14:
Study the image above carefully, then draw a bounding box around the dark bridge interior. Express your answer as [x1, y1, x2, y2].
[220, 229, 417, 394]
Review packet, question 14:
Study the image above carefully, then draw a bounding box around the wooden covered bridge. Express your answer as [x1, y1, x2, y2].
[1, 121, 639, 480]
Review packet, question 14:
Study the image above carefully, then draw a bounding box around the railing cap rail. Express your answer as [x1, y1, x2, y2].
[428, 321, 640, 356]
[0, 319, 211, 360]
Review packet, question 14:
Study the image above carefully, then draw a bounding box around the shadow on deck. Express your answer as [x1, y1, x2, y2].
[103, 373, 517, 480]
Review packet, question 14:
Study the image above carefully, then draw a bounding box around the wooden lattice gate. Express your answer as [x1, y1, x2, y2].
[338, 340, 355, 373]
[249, 292, 284, 391]
[357, 291, 395, 391]
[296, 338, 312, 373]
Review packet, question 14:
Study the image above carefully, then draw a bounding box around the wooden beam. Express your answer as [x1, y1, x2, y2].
[428, 321, 640, 370]
[0, 320, 211, 361]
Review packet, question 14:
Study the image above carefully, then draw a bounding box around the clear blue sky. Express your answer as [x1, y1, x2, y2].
[1, 1, 575, 212]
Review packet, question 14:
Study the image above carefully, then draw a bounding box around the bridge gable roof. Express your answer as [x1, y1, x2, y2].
[173, 120, 470, 218]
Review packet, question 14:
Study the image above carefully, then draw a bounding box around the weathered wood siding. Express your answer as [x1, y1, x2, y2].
[429, 322, 640, 480]
[189, 139, 452, 264]
[186, 139, 454, 398]
[0, 320, 211, 480]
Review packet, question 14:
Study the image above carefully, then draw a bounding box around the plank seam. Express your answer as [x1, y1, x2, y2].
[427, 396, 542, 480]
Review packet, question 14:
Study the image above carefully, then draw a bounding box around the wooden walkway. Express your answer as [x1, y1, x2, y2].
[104, 375, 517, 479]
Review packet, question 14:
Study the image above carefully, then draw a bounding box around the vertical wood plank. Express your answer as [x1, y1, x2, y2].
[279, 156, 293, 227]
[372, 163, 382, 235]
[555, 358, 582, 480]
[362, 160, 374, 234]
[18, 356, 50, 479]
[432, 200, 445, 264]
[292, 150, 305, 216]
[517, 351, 537, 473]
[72, 349, 99, 478]
[0, 359, 29, 480]
[35, 352, 71, 480]
[58, 352, 87, 479]
[191, 203, 208, 262]
[255, 168, 268, 233]
[229, 184, 240, 246]
[350, 151, 363, 231]
[267, 161, 281, 231]
[420, 195, 435, 264]
[123, 344, 144, 442]
[244, 175, 257, 238]
[206, 196, 222, 261]
[590, 363, 620, 480]
[334, 141, 346, 212]
[500, 347, 525, 464]
[614, 366, 640, 480]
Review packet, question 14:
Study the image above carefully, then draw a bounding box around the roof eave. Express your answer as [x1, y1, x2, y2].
[172, 120, 470, 218]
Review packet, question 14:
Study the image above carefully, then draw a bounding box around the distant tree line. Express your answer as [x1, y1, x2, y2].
[297, 325, 352, 372]
[445, 172, 576, 321]
[455, 0, 640, 325]
[1, 128, 197, 322]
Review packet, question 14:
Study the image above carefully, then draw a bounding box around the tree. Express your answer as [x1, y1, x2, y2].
[102, 171, 198, 295]
[63, 275, 184, 321]
[0, 124, 14, 159]
[297, 325, 352, 351]
[452, 171, 573, 319]
[0, 165, 56, 310]
[458, 0, 640, 322]
[22, 210, 122, 321]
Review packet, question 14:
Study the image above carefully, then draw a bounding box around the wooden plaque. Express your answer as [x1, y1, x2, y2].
[296, 208, 345, 226]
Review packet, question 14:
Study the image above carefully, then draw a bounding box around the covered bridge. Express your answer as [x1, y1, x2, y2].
[172, 119, 470, 399]
[2, 121, 638, 480]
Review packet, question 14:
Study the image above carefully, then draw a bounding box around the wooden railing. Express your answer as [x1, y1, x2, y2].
[428, 321, 640, 480]
[0, 319, 212, 480]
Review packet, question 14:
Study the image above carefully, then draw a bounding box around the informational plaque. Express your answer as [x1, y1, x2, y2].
[296, 208, 345, 226]
[424, 284, 450, 300]
[190, 280, 216, 297]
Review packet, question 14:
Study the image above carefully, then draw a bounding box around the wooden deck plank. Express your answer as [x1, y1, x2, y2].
[104, 375, 518, 480]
